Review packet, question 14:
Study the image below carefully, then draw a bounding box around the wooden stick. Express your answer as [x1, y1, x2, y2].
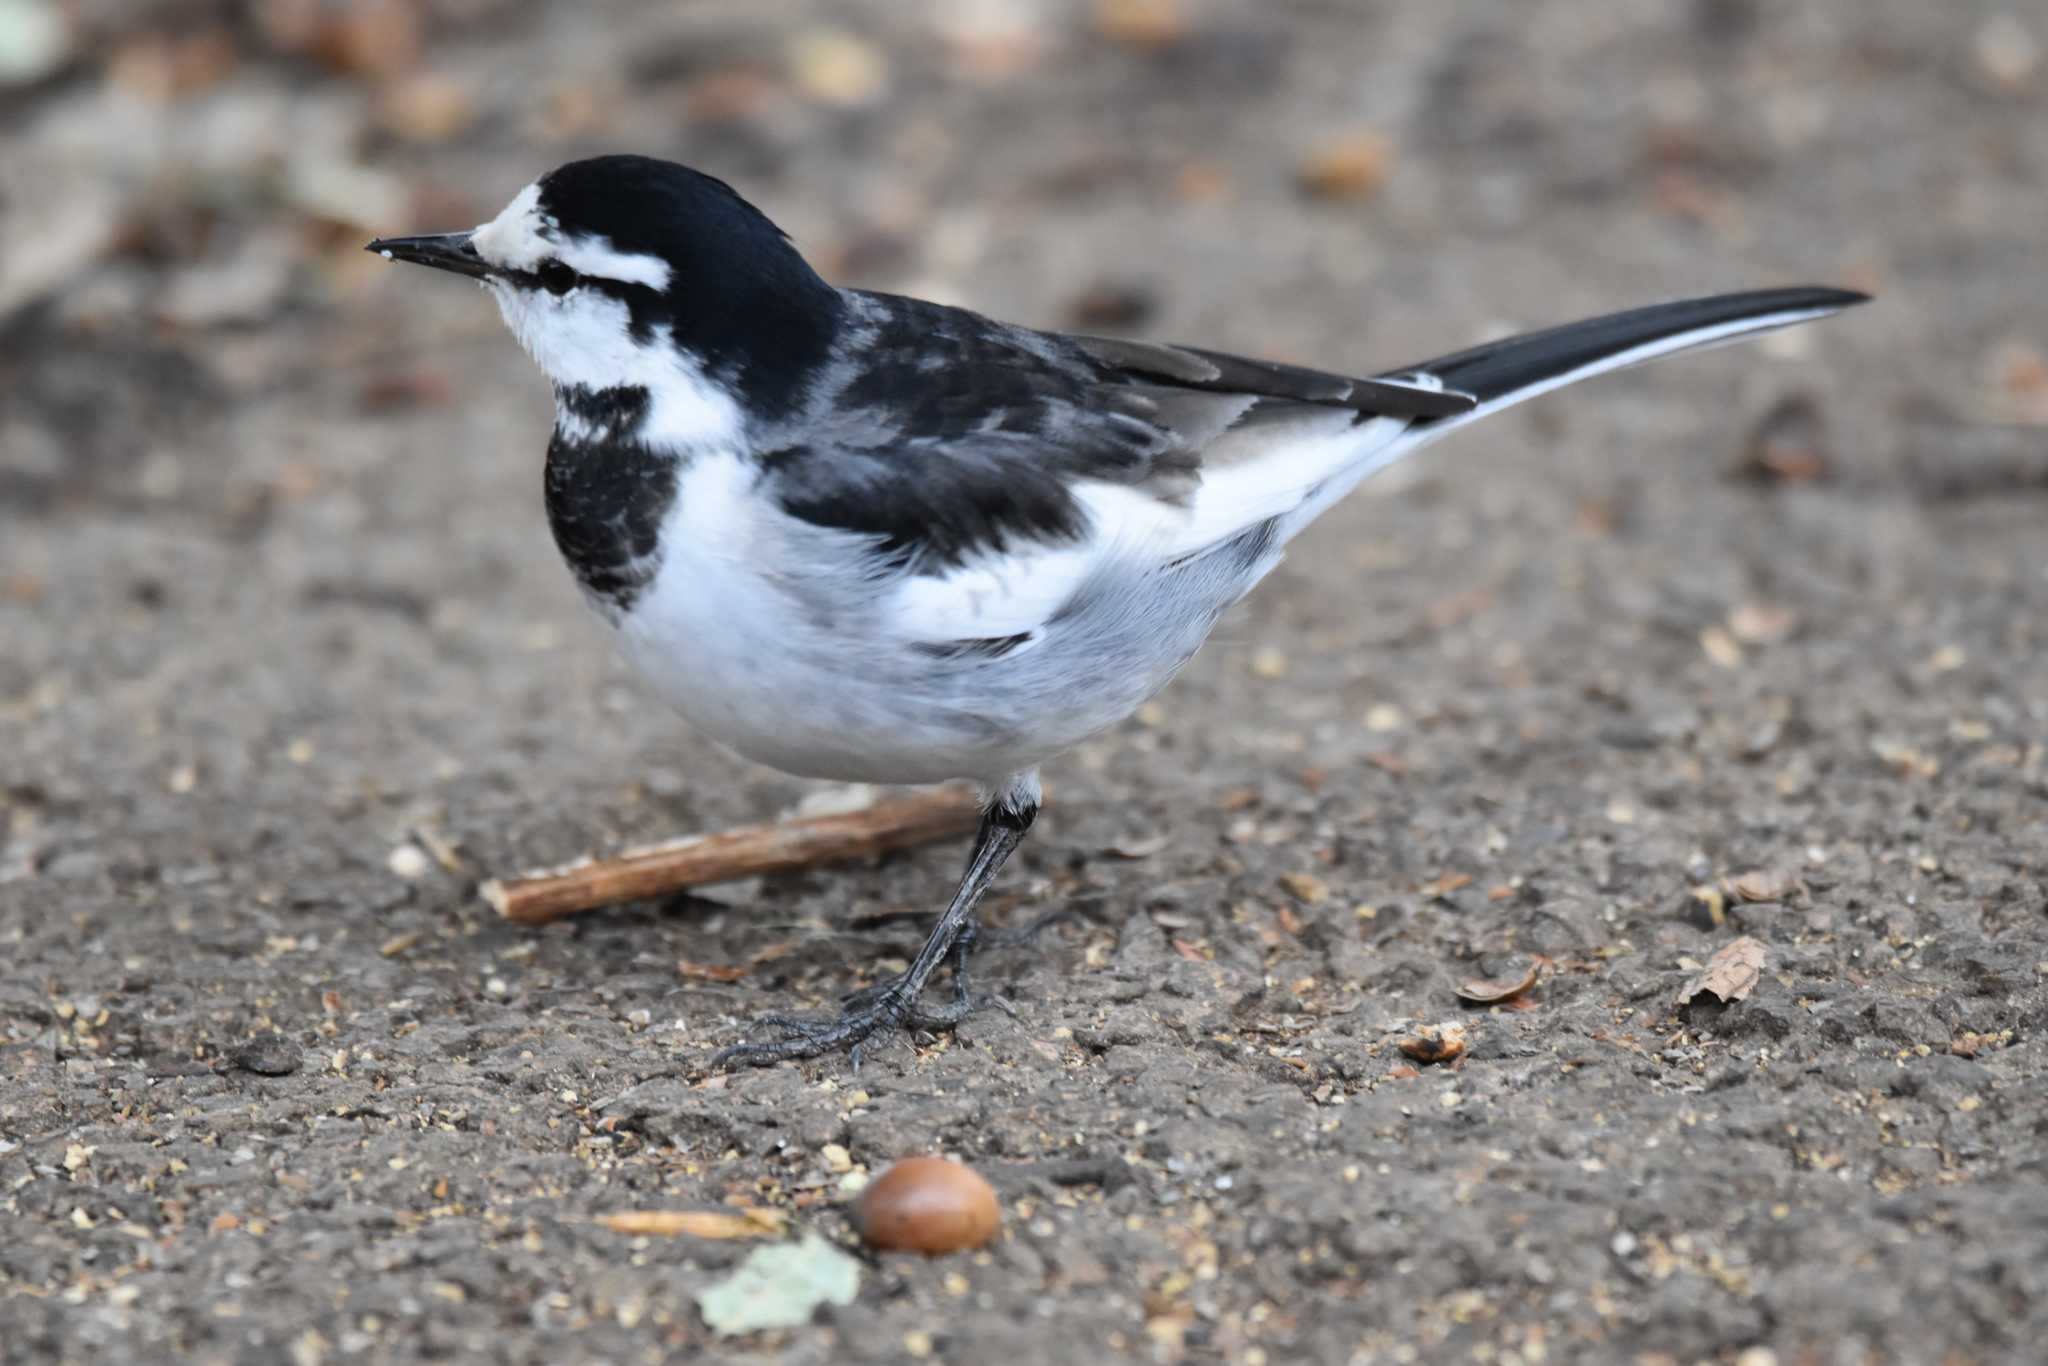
[479, 784, 983, 924]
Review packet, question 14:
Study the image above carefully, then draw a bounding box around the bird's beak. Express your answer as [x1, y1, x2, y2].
[364, 231, 491, 280]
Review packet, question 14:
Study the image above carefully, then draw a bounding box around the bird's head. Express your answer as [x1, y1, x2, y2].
[369, 155, 842, 435]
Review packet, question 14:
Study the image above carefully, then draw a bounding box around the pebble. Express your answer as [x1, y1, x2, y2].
[232, 1037, 303, 1076]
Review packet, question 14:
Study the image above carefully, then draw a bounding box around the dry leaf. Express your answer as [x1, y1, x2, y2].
[787, 29, 890, 107]
[597, 1207, 786, 1240]
[1699, 626, 1744, 669]
[1726, 868, 1796, 903]
[1727, 602, 1798, 645]
[1417, 872, 1473, 900]
[1396, 1022, 1468, 1064]
[1949, 1030, 2010, 1058]
[1093, 0, 1189, 49]
[1298, 130, 1396, 201]
[1457, 963, 1539, 1004]
[1278, 871, 1329, 905]
[678, 959, 749, 983]
[1104, 833, 1169, 859]
[1738, 394, 1830, 483]
[1677, 936, 1767, 1006]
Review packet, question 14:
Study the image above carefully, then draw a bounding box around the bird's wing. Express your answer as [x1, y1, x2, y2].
[771, 286, 1867, 651]
[768, 292, 1461, 648]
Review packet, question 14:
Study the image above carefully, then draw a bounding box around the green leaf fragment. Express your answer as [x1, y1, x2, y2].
[696, 1232, 863, 1337]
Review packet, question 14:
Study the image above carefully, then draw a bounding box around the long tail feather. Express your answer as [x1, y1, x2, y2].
[1266, 286, 1867, 545]
[1399, 285, 1868, 420]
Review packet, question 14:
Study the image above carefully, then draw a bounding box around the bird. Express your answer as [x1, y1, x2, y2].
[368, 154, 1866, 1068]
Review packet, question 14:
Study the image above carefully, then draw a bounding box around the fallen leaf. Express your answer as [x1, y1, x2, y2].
[1396, 1022, 1468, 1064]
[678, 959, 749, 983]
[1677, 936, 1767, 1006]
[1949, 1030, 2010, 1058]
[1417, 872, 1473, 900]
[1093, 0, 1188, 49]
[1649, 167, 1739, 231]
[599, 1207, 786, 1240]
[1457, 962, 1539, 1004]
[1067, 281, 1155, 330]
[1384, 1063, 1420, 1081]
[308, 0, 423, 78]
[1278, 871, 1329, 905]
[1103, 833, 1169, 859]
[1871, 738, 1941, 780]
[1298, 130, 1396, 201]
[787, 29, 890, 107]
[1726, 868, 1796, 903]
[1699, 626, 1745, 670]
[1727, 602, 1798, 645]
[378, 74, 476, 143]
[1736, 394, 1830, 483]
[1991, 340, 2048, 424]
[697, 1232, 862, 1337]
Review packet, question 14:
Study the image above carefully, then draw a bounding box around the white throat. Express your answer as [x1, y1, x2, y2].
[470, 182, 742, 453]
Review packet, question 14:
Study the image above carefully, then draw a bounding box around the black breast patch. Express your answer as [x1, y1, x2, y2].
[543, 385, 678, 614]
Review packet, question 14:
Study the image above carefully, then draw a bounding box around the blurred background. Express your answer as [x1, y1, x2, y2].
[3, 4, 2047, 1362]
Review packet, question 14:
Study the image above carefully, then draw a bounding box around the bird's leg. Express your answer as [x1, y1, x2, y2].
[713, 777, 1039, 1069]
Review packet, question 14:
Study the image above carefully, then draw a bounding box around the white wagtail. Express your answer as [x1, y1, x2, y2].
[368, 154, 1866, 1068]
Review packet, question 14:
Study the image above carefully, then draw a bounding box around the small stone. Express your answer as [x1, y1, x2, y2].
[386, 844, 431, 879]
[1363, 703, 1404, 733]
[233, 1036, 302, 1076]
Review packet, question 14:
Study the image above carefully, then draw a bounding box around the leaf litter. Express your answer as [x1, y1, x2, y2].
[1677, 936, 1767, 1006]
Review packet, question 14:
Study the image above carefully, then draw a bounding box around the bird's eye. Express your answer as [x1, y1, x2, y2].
[536, 259, 577, 296]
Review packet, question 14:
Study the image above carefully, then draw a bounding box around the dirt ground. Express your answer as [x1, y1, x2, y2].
[4, 2, 2047, 1362]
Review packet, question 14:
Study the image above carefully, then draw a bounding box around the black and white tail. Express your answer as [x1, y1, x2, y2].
[1395, 285, 1867, 421]
[1266, 286, 1866, 541]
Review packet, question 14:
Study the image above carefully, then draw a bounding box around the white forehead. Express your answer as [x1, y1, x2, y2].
[471, 181, 673, 291]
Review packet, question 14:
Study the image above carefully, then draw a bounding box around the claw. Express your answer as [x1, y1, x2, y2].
[712, 792, 1042, 1070]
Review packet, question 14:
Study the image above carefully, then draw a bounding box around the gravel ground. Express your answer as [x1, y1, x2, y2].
[4, 2, 2047, 1363]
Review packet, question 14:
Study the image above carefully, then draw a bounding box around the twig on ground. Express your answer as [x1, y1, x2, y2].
[479, 784, 983, 924]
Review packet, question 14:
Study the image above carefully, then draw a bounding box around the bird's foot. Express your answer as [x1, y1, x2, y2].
[712, 974, 1013, 1070]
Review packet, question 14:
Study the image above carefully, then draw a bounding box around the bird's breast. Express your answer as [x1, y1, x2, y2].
[542, 395, 679, 616]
